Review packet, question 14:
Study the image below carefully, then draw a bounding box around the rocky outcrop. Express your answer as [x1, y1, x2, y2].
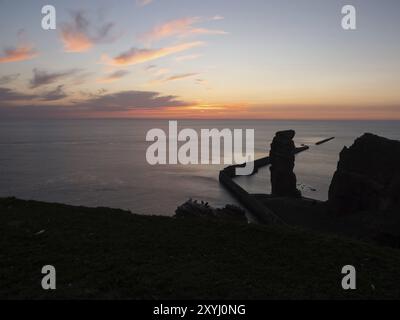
[175, 199, 247, 222]
[270, 130, 301, 198]
[328, 133, 400, 214]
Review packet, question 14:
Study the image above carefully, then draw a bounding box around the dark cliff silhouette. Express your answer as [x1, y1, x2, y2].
[329, 133, 400, 214]
[270, 130, 302, 198]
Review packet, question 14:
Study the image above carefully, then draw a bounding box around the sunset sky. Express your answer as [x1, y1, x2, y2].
[0, 0, 399, 119]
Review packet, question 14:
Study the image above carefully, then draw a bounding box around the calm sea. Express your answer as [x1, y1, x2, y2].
[0, 119, 399, 216]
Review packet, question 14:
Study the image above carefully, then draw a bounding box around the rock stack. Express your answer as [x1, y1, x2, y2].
[328, 133, 400, 214]
[270, 130, 301, 198]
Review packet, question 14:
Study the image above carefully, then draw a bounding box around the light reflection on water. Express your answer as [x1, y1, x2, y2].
[0, 119, 399, 216]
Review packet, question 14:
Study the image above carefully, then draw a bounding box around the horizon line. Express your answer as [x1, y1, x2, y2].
[1, 117, 400, 121]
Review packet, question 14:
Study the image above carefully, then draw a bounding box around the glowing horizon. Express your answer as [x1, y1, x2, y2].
[1, 0, 399, 120]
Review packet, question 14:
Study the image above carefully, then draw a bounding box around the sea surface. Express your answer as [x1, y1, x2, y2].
[0, 119, 399, 216]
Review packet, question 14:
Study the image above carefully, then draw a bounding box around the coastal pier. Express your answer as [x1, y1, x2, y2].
[316, 137, 335, 145]
[219, 146, 309, 225]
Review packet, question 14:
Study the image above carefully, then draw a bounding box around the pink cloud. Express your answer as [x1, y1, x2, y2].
[139, 17, 227, 43]
[61, 30, 93, 53]
[102, 41, 204, 66]
[0, 45, 37, 63]
[61, 11, 117, 53]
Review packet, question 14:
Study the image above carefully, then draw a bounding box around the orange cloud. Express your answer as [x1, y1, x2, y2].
[61, 31, 93, 53]
[102, 41, 204, 66]
[97, 70, 130, 83]
[149, 72, 199, 85]
[0, 45, 37, 63]
[164, 73, 198, 82]
[139, 17, 227, 43]
[61, 11, 116, 53]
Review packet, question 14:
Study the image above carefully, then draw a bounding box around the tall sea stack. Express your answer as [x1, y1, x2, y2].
[270, 130, 301, 198]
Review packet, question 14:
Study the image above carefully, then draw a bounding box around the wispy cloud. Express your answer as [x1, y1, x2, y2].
[139, 16, 227, 43]
[195, 78, 209, 86]
[40, 85, 68, 101]
[0, 85, 67, 104]
[0, 87, 191, 118]
[0, 87, 37, 101]
[97, 70, 130, 83]
[79, 90, 189, 111]
[30, 68, 82, 88]
[102, 41, 204, 66]
[164, 73, 198, 82]
[144, 64, 157, 71]
[0, 45, 37, 63]
[149, 72, 198, 85]
[0, 74, 20, 85]
[61, 11, 117, 52]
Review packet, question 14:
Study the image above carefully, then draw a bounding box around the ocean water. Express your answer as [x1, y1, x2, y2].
[0, 119, 399, 216]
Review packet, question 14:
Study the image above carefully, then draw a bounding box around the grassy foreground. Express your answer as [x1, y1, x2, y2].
[1, 197, 400, 300]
